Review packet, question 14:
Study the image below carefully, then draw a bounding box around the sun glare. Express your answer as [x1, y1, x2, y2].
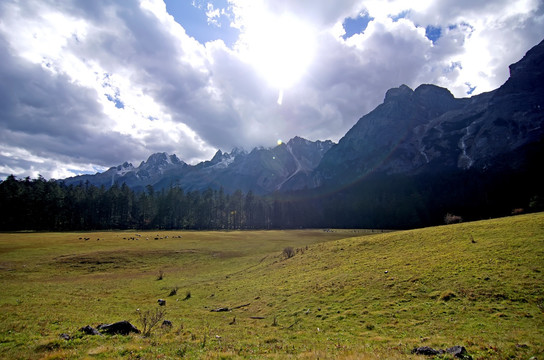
[238, 9, 316, 98]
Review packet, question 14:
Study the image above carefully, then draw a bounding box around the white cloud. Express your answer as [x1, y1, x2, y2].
[206, 3, 221, 26]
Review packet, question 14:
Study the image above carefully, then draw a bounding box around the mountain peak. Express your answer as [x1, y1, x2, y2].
[384, 84, 413, 102]
[287, 136, 310, 146]
[229, 147, 247, 157]
[414, 84, 454, 99]
[143, 152, 183, 166]
[211, 150, 224, 163]
[509, 38, 544, 78]
[498, 38, 544, 95]
[145, 152, 167, 164]
[383, 84, 455, 105]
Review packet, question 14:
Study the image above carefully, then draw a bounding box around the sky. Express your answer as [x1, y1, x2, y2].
[0, 0, 543, 180]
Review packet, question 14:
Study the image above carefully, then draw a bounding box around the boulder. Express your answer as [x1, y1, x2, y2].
[79, 325, 101, 336]
[446, 346, 473, 360]
[412, 346, 441, 356]
[210, 307, 230, 312]
[97, 320, 140, 335]
[161, 320, 173, 328]
[412, 345, 472, 359]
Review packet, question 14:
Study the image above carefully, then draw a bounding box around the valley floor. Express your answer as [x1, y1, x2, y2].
[0, 215, 543, 359]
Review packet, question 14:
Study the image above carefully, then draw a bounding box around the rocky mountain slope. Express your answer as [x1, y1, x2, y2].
[62, 137, 334, 194]
[316, 39, 544, 186]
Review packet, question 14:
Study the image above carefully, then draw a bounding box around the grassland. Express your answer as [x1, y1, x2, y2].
[0, 213, 542, 359]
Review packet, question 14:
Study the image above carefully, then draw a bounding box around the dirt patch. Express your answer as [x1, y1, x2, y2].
[0, 262, 17, 271]
[55, 252, 141, 272]
[53, 249, 232, 272]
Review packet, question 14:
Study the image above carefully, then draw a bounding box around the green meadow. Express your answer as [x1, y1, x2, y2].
[0, 213, 543, 359]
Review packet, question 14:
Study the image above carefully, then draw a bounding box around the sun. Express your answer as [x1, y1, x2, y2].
[237, 9, 316, 101]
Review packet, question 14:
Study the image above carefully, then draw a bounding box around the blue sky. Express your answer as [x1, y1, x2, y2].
[165, 2, 442, 47]
[342, 12, 374, 40]
[164, 0, 239, 47]
[0, 0, 542, 179]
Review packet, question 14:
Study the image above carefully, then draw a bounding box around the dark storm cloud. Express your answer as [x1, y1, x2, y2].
[0, 33, 146, 178]
[0, 37, 101, 139]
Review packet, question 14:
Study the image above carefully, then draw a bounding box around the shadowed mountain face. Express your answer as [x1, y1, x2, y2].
[300, 39, 544, 228]
[316, 38, 544, 186]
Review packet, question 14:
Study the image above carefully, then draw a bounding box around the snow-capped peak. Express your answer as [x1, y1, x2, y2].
[116, 162, 135, 176]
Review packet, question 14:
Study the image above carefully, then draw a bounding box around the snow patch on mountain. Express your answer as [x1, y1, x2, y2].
[115, 162, 135, 176]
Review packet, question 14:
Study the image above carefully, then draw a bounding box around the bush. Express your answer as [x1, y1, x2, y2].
[283, 246, 295, 259]
[444, 213, 463, 224]
[137, 308, 167, 337]
[439, 290, 456, 301]
[156, 270, 164, 281]
[168, 286, 178, 297]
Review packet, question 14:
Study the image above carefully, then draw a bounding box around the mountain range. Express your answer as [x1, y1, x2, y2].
[63, 38, 544, 219]
[62, 136, 334, 194]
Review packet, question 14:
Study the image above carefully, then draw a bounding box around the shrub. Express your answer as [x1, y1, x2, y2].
[439, 290, 456, 301]
[283, 246, 295, 259]
[137, 308, 167, 337]
[511, 208, 524, 215]
[168, 286, 178, 297]
[444, 213, 463, 224]
[156, 270, 164, 281]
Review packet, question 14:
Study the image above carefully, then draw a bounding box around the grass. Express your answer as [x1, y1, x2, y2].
[0, 215, 542, 359]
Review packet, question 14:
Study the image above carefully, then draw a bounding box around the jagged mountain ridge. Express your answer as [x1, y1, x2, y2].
[316, 38, 544, 186]
[62, 137, 334, 194]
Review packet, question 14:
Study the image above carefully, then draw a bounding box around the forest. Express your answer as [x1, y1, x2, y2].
[1, 159, 542, 231]
[0, 175, 323, 231]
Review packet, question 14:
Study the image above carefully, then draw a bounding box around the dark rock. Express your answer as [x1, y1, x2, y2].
[412, 345, 472, 359]
[158, 299, 166, 306]
[59, 333, 71, 340]
[210, 307, 230, 312]
[161, 320, 173, 328]
[411, 346, 441, 355]
[446, 345, 473, 359]
[79, 325, 101, 336]
[97, 320, 140, 335]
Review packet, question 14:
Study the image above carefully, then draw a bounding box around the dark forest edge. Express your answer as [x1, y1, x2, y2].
[1, 175, 271, 231]
[1, 160, 543, 231]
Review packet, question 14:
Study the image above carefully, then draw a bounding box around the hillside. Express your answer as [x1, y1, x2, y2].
[0, 213, 542, 359]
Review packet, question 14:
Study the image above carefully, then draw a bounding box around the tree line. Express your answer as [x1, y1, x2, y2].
[1, 160, 541, 231]
[0, 175, 321, 231]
